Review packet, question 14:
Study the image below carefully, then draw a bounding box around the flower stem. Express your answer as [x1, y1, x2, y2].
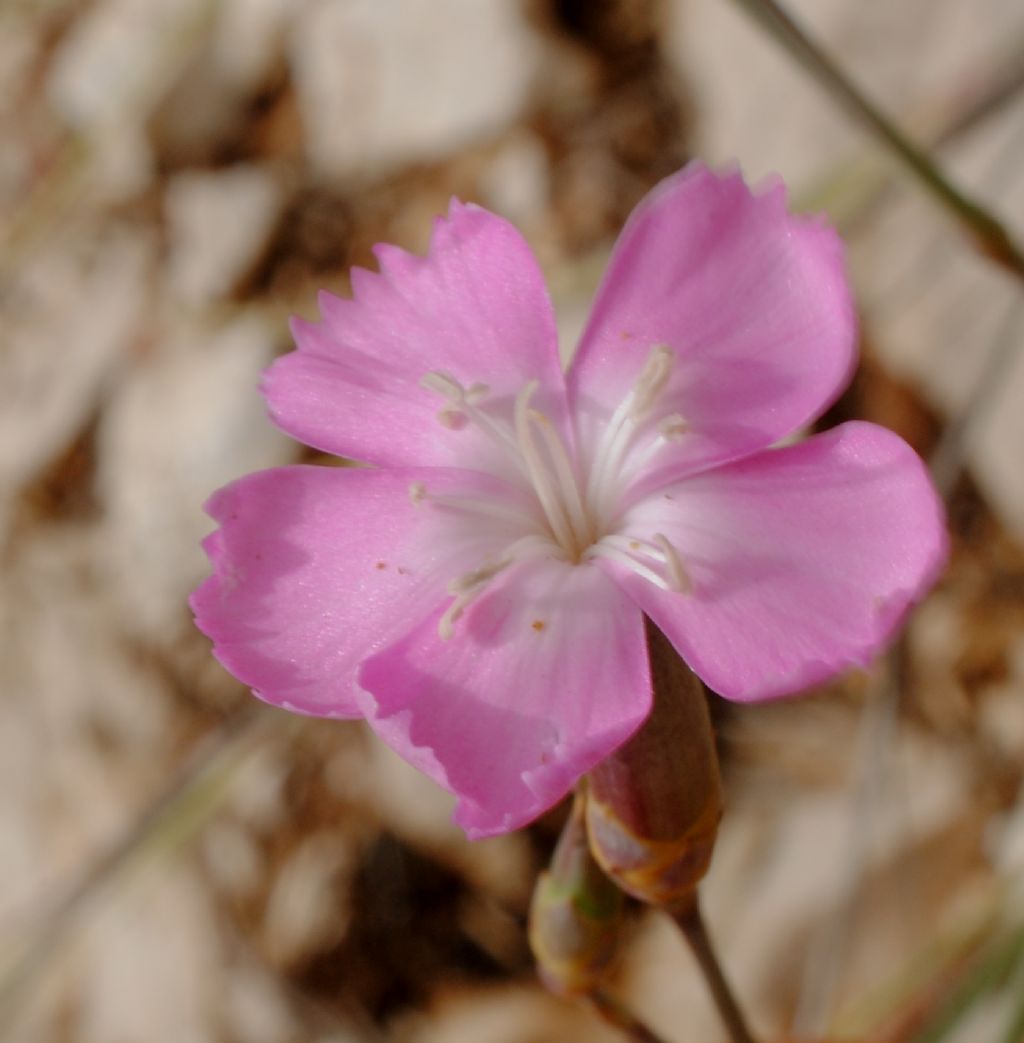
[672, 897, 759, 1043]
[729, 0, 1024, 285]
[586, 988, 672, 1043]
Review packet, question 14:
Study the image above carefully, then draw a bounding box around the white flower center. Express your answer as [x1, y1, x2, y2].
[415, 345, 692, 638]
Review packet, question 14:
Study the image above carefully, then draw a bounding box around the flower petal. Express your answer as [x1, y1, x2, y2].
[263, 201, 566, 471]
[357, 559, 650, 838]
[601, 422, 947, 701]
[190, 465, 532, 717]
[568, 162, 856, 487]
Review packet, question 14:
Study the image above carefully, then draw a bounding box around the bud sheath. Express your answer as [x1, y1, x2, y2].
[528, 791, 624, 996]
[586, 618, 723, 910]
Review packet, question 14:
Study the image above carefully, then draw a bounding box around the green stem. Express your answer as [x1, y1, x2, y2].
[729, 0, 1024, 284]
[909, 924, 1024, 1043]
[997, 960, 1024, 1043]
[673, 897, 759, 1043]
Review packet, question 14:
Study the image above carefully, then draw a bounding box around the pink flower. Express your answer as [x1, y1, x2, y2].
[191, 163, 947, 838]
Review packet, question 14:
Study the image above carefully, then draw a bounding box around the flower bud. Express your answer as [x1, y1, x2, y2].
[585, 618, 723, 910]
[528, 791, 624, 996]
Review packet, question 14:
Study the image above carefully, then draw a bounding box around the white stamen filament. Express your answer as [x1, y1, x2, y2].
[582, 542, 670, 590]
[407, 482, 537, 529]
[594, 533, 664, 562]
[419, 370, 464, 400]
[418, 346, 694, 638]
[614, 419, 685, 481]
[513, 381, 579, 556]
[584, 532, 692, 593]
[438, 534, 563, 639]
[585, 345, 675, 523]
[420, 371, 520, 460]
[652, 532, 693, 594]
[528, 406, 593, 552]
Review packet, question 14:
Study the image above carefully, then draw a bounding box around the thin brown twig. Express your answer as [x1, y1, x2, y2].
[730, 0, 1024, 285]
[871, 97, 1024, 324]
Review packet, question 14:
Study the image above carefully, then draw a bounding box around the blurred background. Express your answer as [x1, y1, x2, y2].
[2, 1, 1024, 1041]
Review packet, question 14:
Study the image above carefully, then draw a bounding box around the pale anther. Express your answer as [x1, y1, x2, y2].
[439, 597, 471, 640]
[437, 406, 467, 429]
[448, 561, 505, 594]
[409, 481, 427, 506]
[658, 413, 688, 441]
[629, 345, 674, 420]
[436, 534, 562, 640]
[440, 567, 505, 639]
[420, 370, 467, 402]
[653, 533, 693, 593]
[421, 369, 522, 457]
